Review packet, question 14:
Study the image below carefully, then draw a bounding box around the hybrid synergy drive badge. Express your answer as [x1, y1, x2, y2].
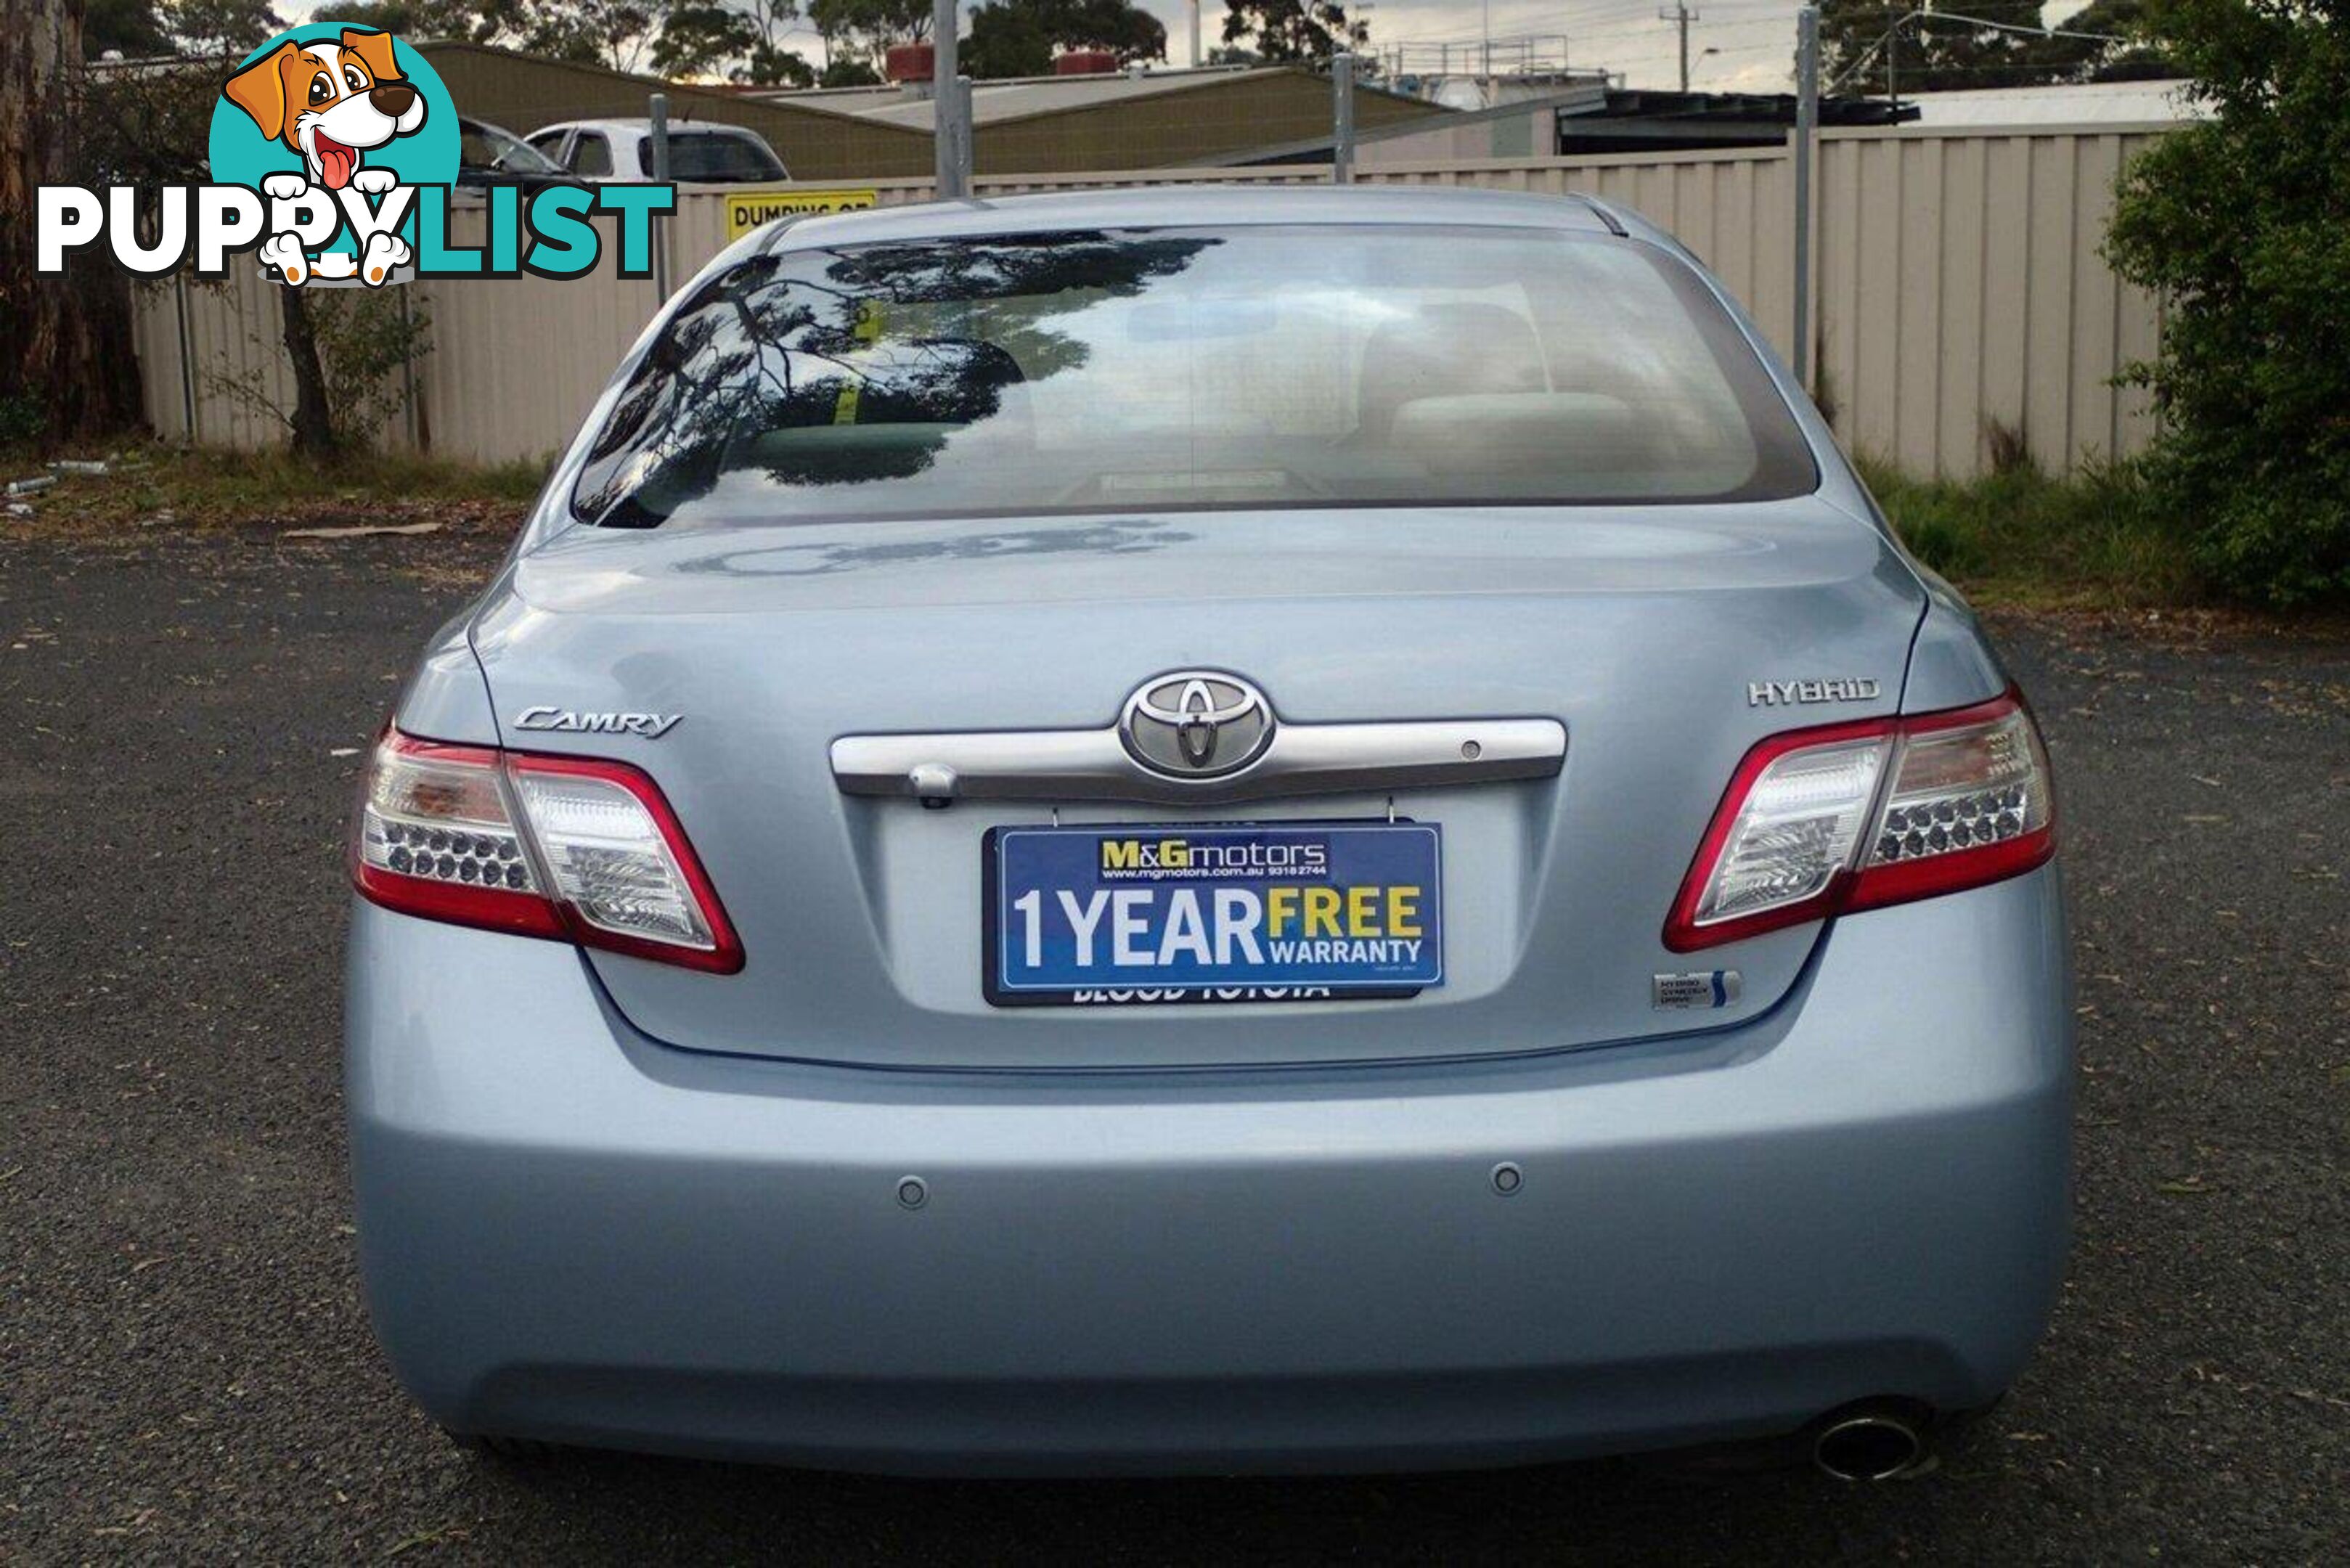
[1653, 971, 1742, 1010]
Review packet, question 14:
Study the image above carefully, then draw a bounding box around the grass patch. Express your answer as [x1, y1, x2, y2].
[1860, 454, 2195, 610]
[1, 440, 550, 536]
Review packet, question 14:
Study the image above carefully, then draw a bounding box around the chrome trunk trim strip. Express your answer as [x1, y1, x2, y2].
[831, 719, 1566, 807]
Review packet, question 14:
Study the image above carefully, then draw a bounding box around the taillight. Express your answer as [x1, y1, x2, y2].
[1663, 690, 2055, 951]
[353, 729, 743, 973]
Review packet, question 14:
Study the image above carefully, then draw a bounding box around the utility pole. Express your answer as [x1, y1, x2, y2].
[932, 0, 968, 198]
[1660, 1, 1700, 94]
[1331, 52, 1356, 184]
[1885, 1, 1900, 113]
[1793, 3, 1819, 391]
[1188, 0, 1201, 67]
[647, 91, 670, 301]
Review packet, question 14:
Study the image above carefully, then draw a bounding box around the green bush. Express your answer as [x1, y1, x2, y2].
[1862, 455, 2194, 608]
[2107, 0, 2350, 605]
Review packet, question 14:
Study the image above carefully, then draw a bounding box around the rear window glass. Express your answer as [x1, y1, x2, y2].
[647, 132, 786, 181]
[571, 224, 1816, 528]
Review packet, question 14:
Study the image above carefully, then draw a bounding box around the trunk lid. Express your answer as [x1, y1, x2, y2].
[470, 501, 1922, 1069]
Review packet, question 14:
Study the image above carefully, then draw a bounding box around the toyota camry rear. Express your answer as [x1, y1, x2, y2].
[345, 187, 2071, 1477]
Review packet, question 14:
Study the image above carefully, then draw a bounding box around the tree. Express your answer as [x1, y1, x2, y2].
[1821, 1, 2180, 95]
[965, 0, 1165, 77]
[114, 1, 405, 457]
[335, 0, 661, 70]
[3, 0, 147, 445]
[649, 0, 809, 82]
[332, 0, 529, 43]
[161, 0, 284, 54]
[742, 41, 817, 83]
[650, 1, 755, 74]
[152, 0, 352, 455]
[2105, 0, 2350, 603]
[965, 0, 1052, 75]
[1822, 1, 2039, 94]
[1219, 0, 1363, 64]
[520, 0, 657, 68]
[2050, 0, 2183, 81]
[809, 0, 928, 72]
[818, 54, 881, 83]
[83, 0, 174, 57]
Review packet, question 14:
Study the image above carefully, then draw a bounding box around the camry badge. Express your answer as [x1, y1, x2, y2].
[513, 706, 683, 738]
[1120, 671, 1275, 779]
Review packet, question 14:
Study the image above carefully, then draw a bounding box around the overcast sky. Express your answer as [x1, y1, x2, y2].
[1148, 0, 1812, 94]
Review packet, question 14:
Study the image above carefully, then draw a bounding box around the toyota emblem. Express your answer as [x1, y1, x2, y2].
[1119, 671, 1276, 779]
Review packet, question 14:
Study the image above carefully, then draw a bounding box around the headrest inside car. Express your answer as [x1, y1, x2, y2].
[1357, 303, 1549, 444]
[1387, 392, 1647, 477]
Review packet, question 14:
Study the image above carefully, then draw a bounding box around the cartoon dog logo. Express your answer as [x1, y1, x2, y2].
[221, 28, 423, 286]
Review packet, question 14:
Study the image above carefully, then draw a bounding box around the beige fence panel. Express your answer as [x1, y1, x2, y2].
[160, 264, 309, 449]
[131, 126, 2171, 477]
[129, 280, 193, 442]
[1811, 125, 2169, 476]
[407, 209, 657, 462]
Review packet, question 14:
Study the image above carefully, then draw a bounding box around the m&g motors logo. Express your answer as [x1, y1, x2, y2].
[34, 23, 672, 287]
[1100, 837, 1332, 880]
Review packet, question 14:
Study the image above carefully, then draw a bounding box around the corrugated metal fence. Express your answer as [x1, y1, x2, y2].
[132, 123, 2169, 478]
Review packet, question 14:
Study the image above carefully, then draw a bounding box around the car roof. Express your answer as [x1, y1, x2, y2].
[537, 119, 766, 137]
[757, 184, 1633, 253]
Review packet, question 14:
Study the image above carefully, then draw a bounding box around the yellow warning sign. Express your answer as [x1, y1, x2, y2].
[722, 189, 881, 240]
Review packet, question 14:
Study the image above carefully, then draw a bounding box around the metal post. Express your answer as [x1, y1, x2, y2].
[1188, 0, 1202, 67]
[1793, 3, 1819, 393]
[934, 0, 969, 198]
[648, 91, 672, 303]
[1332, 52, 1356, 184]
[958, 74, 975, 190]
[1885, 4, 1899, 113]
[172, 271, 197, 442]
[397, 283, 420, 449]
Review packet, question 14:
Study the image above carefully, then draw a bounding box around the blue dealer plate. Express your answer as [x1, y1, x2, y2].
[985, 822, 1443, 1007]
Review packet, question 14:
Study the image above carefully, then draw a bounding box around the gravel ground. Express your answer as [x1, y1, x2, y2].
[3, 528, 2346, 1563]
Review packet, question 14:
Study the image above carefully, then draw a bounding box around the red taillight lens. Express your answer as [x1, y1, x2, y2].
[353, 729, 743, 973]
[1663, 690, 2055, 952]
[351, 734, 565, 940]
[1845, 693, 2056, 913]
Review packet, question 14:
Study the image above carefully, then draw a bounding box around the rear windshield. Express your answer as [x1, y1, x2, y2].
[571, 224, 1815, 528]
[646, 131, 786, 181]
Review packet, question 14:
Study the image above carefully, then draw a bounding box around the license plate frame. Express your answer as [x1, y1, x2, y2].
[982, 820, 1444, 1008]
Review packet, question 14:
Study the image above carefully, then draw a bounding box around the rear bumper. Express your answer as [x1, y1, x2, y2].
[345, 867, 2073, 1475]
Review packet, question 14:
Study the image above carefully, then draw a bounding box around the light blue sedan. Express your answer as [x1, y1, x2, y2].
[346, 186, 2070, 1481]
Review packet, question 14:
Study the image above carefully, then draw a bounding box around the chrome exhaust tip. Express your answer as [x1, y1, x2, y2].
[1812, 1410, 1926, 1482]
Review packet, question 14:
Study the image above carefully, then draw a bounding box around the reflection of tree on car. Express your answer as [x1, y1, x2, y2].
[577, 232, 1217, 523]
